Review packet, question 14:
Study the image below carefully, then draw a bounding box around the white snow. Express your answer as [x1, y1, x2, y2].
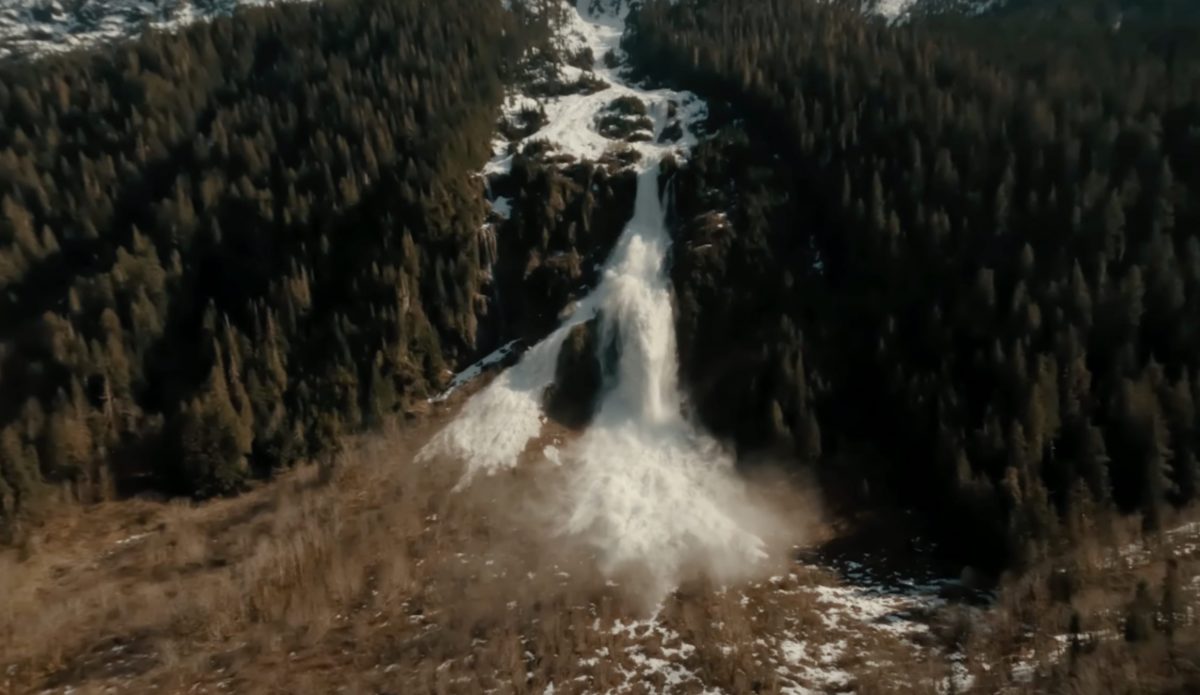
[780, 639, 807, 664]
[482, 0, 707, 176]
[803, 581, 944, 637]
[430, 340, 520, 403]
[0, 0, 311, 61]
[582, 610, 711, 693]
[870, 0, 1007, 23]
[420, 0, 769, 602]
[103, 530, 154, 558]
[113, 531, 151, 547]
[1104, 520, 1200, 570]
[491, 196, 513, 220]
[874, 0, 917, 19]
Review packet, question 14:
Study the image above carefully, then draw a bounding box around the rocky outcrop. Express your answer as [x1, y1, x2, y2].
[485, 154, 637, 342]
[543, 317, 604, 428]
[596, 96, 654, 142]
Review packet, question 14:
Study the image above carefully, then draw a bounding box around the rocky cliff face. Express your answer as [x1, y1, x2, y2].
[485, 156, 637, 348]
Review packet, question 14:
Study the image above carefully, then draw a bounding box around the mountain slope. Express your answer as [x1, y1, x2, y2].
[1, 1, 1200, 694]
[0, 0, 296, 60]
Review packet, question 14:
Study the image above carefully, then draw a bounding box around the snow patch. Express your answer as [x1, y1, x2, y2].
[431, 340, 521, 403]
[0, 0, 313, 61]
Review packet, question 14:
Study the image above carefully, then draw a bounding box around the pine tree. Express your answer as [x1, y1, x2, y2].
[1123, 580, 1155, 643]
[177, 360, 250, 495]
[42, 396, 94, 487]
[366, 351, 398, 427]
[1159, 559, 1181, 639]
[0, 426, 41, 522]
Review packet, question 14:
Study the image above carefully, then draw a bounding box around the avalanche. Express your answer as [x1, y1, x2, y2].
[420, 0, 774, 601]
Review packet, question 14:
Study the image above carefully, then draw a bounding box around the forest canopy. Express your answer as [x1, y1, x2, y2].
[627, 0, 1200, 568]
[0, 0, 527, 533]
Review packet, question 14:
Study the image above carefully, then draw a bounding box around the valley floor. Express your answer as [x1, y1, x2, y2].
[3, 386, 1197, 694]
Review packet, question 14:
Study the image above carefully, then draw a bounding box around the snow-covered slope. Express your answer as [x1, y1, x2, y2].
[0, 0, 293, 60]
[872, 0, 918, 19]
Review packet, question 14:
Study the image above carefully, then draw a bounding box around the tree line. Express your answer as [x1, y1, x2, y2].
[629, 0, 1200, 568]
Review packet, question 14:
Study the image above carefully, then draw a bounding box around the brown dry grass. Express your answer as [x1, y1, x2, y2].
[0, 403, 496, 694]
[0, 395, 826, 695]
[2, 428, 398, 691]
[3, 388, 1199, 694]
[952, 511, 1200, 694]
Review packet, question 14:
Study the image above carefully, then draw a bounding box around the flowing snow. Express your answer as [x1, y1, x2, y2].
[421, 0, 768, 601]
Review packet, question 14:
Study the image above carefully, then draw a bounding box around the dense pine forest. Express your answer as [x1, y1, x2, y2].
[629, 0, 1200, 568]
[0, 0, 530, 533]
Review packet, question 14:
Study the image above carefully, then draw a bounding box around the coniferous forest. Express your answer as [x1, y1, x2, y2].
[629, 0, 1200, 569]
[0, 0, 544, 528]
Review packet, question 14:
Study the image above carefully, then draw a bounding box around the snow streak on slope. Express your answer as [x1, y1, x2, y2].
[421, 0, 770, 600]
[870, 0, 1007, 22]
[0, 0, 304, 60]
[873, 0, 917, 19]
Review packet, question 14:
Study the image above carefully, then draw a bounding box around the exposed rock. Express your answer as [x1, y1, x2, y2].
[567, 46, 595, 70]
[596, 96, 654, 141]
[608, 95, 648, 116]
[500, 105, 549, 141]
[485, 154, 637, 341]
[543, 317, 603, 428]
[599, 145, 642, 170]
[597, 113, 655, 141]
[529, 71, 608, 98]
[658, 120, 684, 143]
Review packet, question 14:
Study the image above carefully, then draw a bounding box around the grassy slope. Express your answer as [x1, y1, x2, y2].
[2, 383, 1198, 693]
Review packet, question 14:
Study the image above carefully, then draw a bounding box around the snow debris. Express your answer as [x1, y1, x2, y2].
[430, 340, 521, 403]
[491, 196, 513, 220]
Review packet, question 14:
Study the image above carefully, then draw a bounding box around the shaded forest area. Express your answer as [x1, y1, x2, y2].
[630, 0, 1200, 569]
[0, 0, 541, 536]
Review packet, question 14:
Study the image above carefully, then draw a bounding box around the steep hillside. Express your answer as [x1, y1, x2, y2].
[627, 0, 1200, 569]
[0, 0, 554, 532]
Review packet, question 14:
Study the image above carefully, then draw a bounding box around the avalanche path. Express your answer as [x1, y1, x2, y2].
[419, 0, 772, 601]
